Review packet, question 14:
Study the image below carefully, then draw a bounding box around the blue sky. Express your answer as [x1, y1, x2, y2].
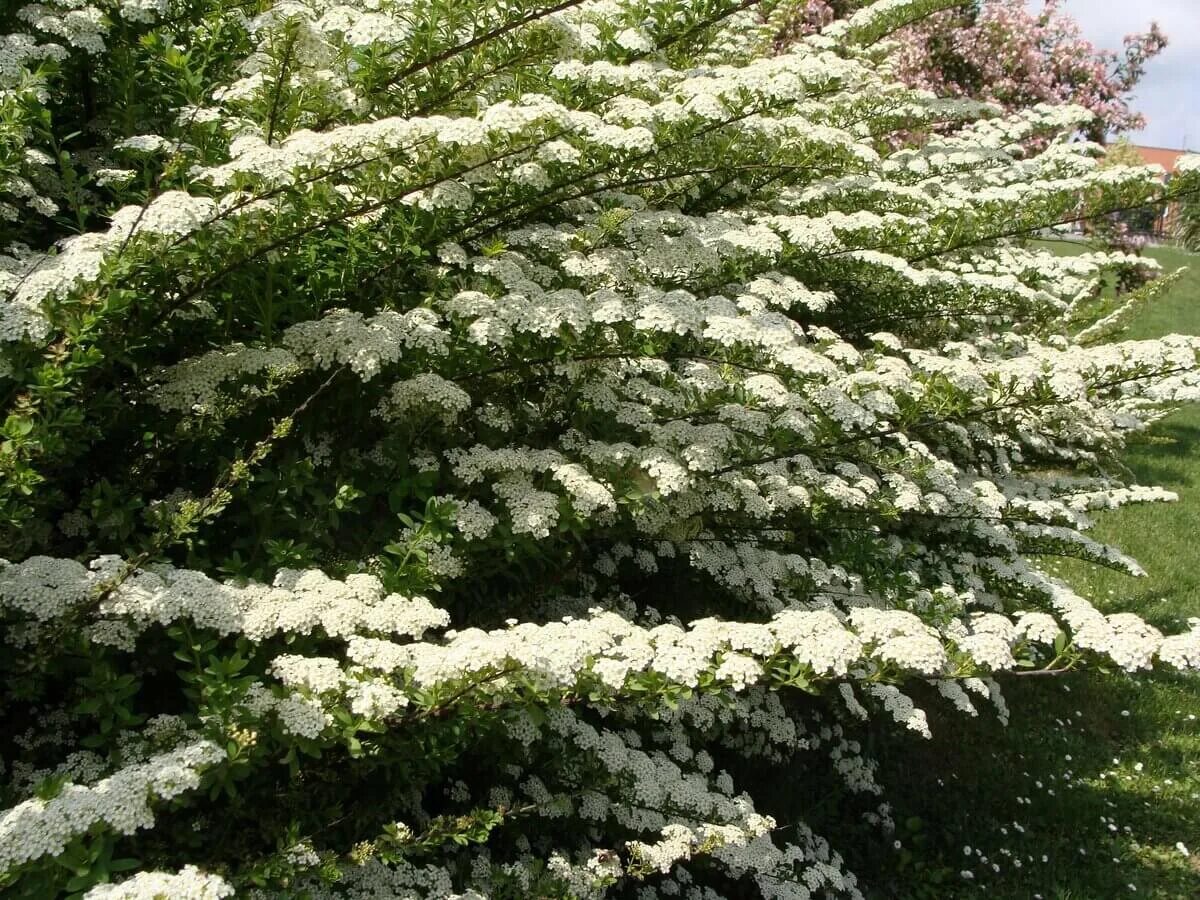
[1051, 0, 1200, 149]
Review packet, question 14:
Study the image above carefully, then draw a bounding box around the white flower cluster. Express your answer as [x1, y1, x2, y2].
[16, 1, 108, 54]
[1158, 620, 1200, 670]
[1176, 154, 1200, 176]
[1, 190, 224, 343]
[0, 740, 225, 871]
[0, 556, 449, 645]
[441, 498, 498, 542]
[82, 866, 233, 899]
[149, 344, 300, 413]
[531, 705, 860, 897]
[375, 373, 472, 423]
[287, 599, 1200, 732]
[993, 563, 1178, 672]
[0, 555, 97, 622]
[281, 308, 450, 380]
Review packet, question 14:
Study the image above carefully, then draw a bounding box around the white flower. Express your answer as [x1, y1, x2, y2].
[613, 28, 653, 53]
[83, 865, 232, 899]
[0, 741, 225, 871]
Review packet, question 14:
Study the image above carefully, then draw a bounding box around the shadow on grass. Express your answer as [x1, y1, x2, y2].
[804, 672, 1200, 899]
[1124, 420, 1200, 487]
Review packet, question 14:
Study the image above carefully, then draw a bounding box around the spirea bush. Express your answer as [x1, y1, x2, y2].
[2, 0, 1200, 896]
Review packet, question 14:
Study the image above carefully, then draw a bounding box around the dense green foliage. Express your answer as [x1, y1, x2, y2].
[1, 1, 1199, 898]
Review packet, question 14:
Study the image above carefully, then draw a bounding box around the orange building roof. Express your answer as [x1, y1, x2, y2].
[1127, 145, 1188, 174]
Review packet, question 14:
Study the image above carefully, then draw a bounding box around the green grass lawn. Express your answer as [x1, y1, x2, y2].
[825, 244, 1200, 899]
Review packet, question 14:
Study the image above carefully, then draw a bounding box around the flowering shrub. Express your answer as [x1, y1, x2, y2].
[1176, 157, 1200, 252]
[2, 0, 1200, 896]
[780, 0, 1167, 143]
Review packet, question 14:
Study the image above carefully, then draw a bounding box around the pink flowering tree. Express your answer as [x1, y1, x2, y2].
[780, 1, 1167, 143]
